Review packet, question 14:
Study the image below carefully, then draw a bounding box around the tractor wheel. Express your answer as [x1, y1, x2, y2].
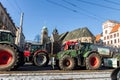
[33, 52, 49, 67]
[17, 52, 25, 67]
[86, 53, 101, 70]
[59, 55, 76, 70]
[111, 67, 120, 80]
[11, 52, 25, 70]
[0, 44, 18, 71]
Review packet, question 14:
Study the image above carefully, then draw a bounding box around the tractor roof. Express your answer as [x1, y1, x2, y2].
[0, 29, 15, 37]
[25, 41, 42, 46]
[0, 29, 11, 33]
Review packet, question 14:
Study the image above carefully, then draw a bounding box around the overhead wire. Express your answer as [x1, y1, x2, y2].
[104, 0, 120, 6]
[6, 0, 21, 15]
[46, 0, 77, 13]
[5, 0, 23, 26]
[77, 0, 120, 11]
[63, 0, 105, 21]
[63, 0, 77, 7]
[46, 0, 101, 21]
[13, 0, 22, 13]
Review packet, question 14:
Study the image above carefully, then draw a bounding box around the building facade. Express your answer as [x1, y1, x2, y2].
[0, 3, 25, 48]
[102, 20, 120, 48]
[0, 3, 17, 35]
[15, 27, 25, 49]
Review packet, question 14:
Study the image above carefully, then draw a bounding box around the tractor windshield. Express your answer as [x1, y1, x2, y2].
[30, 44, 44, 52]
[0, 32, 15, 43]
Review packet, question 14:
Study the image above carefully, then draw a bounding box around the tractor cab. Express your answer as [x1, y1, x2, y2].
[24, 42, 46, 62]
[0, 30, 15, 43]
[63, 41, 78, 50]
[30, 43, 45, 54]
[24, 42, 45, 56]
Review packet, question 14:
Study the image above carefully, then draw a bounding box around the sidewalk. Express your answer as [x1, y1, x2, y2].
[0, 71, 111, 80]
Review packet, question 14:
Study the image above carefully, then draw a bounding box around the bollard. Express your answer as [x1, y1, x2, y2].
[51, 57, 56, 69]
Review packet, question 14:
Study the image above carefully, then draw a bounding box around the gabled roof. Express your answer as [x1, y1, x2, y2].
[96, 34, 101, 41]
[59, 32, 68, 41]
[50, 32, 68, 42]
[63, 27, 94, 42]
[111, 24, 120, 33]
[0, 2, 16, 30]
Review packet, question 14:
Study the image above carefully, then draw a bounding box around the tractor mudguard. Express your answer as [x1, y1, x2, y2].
[33, 50, 49, 67]
[34, 50, 48, 56]
[0, 42, 23, 53]
[83, 51, 99, 58]
[0, 42, 17, 49]
[57, 50, 77, 59]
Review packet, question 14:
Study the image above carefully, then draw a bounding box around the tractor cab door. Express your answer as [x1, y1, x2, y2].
[78, 43, 91, 54]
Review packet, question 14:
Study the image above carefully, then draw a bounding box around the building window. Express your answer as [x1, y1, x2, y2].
[110, 35, 112, 38]
[5, 18, 7, 24]
[117, 33, 119, 37]
[114, 39, 116, 43]
[104, 42, 106, 45]
[105, 30, 107, 34]
[111, 40, 113, 44]
[114, 34, 116, 38]
[107, 41, 109, 45]
[0, 12, 3, 20]
[107, 36, 109, 39]
[104, 37, 106, 40]
[118, 39, 119, 43]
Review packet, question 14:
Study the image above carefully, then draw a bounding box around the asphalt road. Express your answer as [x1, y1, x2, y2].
[9, 63, 113, 73]
[0, 63, 114, 80]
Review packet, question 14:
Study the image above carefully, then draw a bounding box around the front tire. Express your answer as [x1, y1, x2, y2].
[59, 55, 76, 70]
[0, 44, 18, 71]
[86, 53, 101, 70]
[33, 52, 49, 67]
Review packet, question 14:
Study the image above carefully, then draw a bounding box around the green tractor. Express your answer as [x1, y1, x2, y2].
[56, 41, 117, 70]
[0, 30, 24, 71]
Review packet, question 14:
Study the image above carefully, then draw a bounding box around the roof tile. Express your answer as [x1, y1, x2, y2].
[63, 27, 94, 42]
[96, 34, 101, 41]
[111, 24, 120, 33]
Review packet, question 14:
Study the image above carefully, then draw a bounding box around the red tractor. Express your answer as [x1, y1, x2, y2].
[24, 42, 49, 67]
[24, 40, 78, 67]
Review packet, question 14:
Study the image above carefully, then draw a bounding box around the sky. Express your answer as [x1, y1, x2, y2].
[1, 0, 120, 41]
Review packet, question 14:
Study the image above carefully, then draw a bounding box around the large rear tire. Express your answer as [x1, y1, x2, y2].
[0, 44, 18, 71]
[59, 55, 76, 70]
[33, 52, 49, 67]
[86, 53, 101, 70]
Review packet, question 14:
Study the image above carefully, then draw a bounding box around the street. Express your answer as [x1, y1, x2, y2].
[0, 63, 114, 80]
